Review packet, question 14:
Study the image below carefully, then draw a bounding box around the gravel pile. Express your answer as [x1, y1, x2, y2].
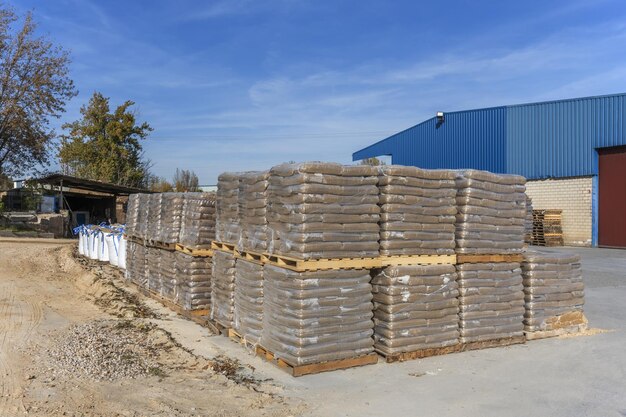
[45, 320, 163, 381]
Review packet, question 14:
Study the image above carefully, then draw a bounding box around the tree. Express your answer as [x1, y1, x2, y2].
[147, 175, 173, 192]
[0, 8, 77, 177]
[173, 168, 199, 192]
[360, 157, 385, 166]
[0, 172, 11, 190]
[58, 92, 153, 188]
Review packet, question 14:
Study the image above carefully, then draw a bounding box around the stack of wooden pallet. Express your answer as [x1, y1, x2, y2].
[531, 209, 564, 246]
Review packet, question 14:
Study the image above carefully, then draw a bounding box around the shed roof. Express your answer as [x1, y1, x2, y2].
[35, 174, 150, 195]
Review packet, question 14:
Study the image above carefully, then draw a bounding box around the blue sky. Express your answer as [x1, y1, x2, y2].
[13, 0, 626, 184]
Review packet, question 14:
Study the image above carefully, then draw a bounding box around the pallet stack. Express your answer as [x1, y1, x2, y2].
[372, 166, 460, 362]
[454, 170, 526, 347]
[531, 209, 564, 246]
[521, 251, 586, 339]
[124, 192, 217, 320]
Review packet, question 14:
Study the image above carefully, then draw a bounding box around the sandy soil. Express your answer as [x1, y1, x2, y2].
[0, 239, 304, 417]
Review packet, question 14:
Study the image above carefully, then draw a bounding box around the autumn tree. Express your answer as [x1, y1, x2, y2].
[173, 168, 199, 192]
[58, 92, 153, 187]
[360, 157, 385, 166]
[0, 8, 77, 177]
[147, 175, 174, 192]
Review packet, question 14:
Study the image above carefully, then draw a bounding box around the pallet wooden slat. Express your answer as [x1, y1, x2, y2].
[254, 345, 378, 377]
[456, 254, 524, 263]
[175, 244, 213, 257]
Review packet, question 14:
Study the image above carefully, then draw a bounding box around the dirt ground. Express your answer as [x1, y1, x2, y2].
[0, 238, 305, 417]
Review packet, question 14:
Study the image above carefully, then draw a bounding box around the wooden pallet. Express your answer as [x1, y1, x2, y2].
[175, 244, 213, 257]
[228, 328, 258, 349]
[146, 240, 176, 251]
[263, 253, 382, 271]
[206, 319, 230, 336]
[456, 254, 524, 263]
[211, 241, 237, 253]
[460, 335, 526, 351]
[376, 344, 462, 363]
[255, 345, 378, 377]
[379, 254, 457, 267]
[525, 324, 588, 341]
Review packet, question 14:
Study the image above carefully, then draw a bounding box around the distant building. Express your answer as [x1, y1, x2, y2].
[353, 93, 626, 248]
[2, 174, 149, 232]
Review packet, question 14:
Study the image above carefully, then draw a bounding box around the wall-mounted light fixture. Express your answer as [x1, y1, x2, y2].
[436, 111, 445, 123]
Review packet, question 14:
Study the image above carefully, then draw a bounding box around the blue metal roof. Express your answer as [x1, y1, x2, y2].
[353, 93, 626, 179]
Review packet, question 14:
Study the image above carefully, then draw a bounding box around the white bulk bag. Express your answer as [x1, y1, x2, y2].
[98, 231, 110, 262]
[118, 234, 127, 270]
[106, 233, 119, 266]
[88, 231, 99, 260]
[78, 229, 85, 256]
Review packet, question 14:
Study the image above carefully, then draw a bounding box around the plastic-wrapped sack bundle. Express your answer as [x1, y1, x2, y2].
[146, 194, 162, 242]
[158, 193, 184, 244]
[146, 247, 162, 293]
[125, 240, 147, 288]
[521, 251, 586, 334]
[267, 162, 380, 260]
[159, 249, 178, 300]
[371, 265, 459, 354]
[378, 165, 457, 256]
[136, 193, 150, 239]
[525, 196, 533, 244]
[456, 262, 525, 343]
[455, 170, 527, 254]
[216, 173, 241, 244]
[179, 193, 216, 250]
[239, 171, 270, 252]
[176, 252, 212, 311]
[126, 194, 140, 238]
[211, 250, 236, 326]
[261, 265, 374, 365]
[233, 259, 264, 344]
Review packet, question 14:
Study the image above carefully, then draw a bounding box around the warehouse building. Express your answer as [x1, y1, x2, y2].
[353, 93, 626, 248]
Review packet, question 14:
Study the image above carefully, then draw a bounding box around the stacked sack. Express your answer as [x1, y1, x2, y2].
[211, 250, 237, 327]
[456, 262, 525, 343]
[378, 166, 457, 256]
[136, 194, 150, 240]
[146, 247, 162, 294]
[233, 259, 264, 344]
[147, 194, 162, 241]
[525, 196, 533, 244]
[125, 240, 147, 287]
[159, 249, 178, 300]
[455, 170, 526, 254]
[261, 266, 374, 365]
[267, 162, 380, 260]
[125, 194, 140, 238]
[238, 171, 270, 252]
[179, 193, 216, 250]
[158, 193, 184, 244]
[371, 265, 460, 355]
[216, 173, 241, 244]
[176, 252, 212, 311]
[521, 251, 586, 336]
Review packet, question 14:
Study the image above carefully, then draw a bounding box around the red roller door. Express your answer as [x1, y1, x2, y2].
[598, 146, 626, 248]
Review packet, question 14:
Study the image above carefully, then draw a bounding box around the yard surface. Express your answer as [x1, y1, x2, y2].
[0, 238, 624, 416]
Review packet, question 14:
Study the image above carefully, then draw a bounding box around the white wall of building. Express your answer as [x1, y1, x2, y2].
[525, 176, 593, 246]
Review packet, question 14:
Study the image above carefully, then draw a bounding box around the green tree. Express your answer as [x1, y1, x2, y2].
[173, 168, 199, 192]
[0, 7, 77, 177]
[58, 92, 153, 187]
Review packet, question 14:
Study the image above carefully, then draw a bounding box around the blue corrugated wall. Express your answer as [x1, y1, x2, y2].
[353, 107, 508, 173]
[353, 93, 626, 180]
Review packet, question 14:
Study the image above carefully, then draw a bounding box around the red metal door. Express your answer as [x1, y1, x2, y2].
[599, 146, 626, 248]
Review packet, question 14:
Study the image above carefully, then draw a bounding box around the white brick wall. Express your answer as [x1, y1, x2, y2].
[525, 177, 593, 247]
